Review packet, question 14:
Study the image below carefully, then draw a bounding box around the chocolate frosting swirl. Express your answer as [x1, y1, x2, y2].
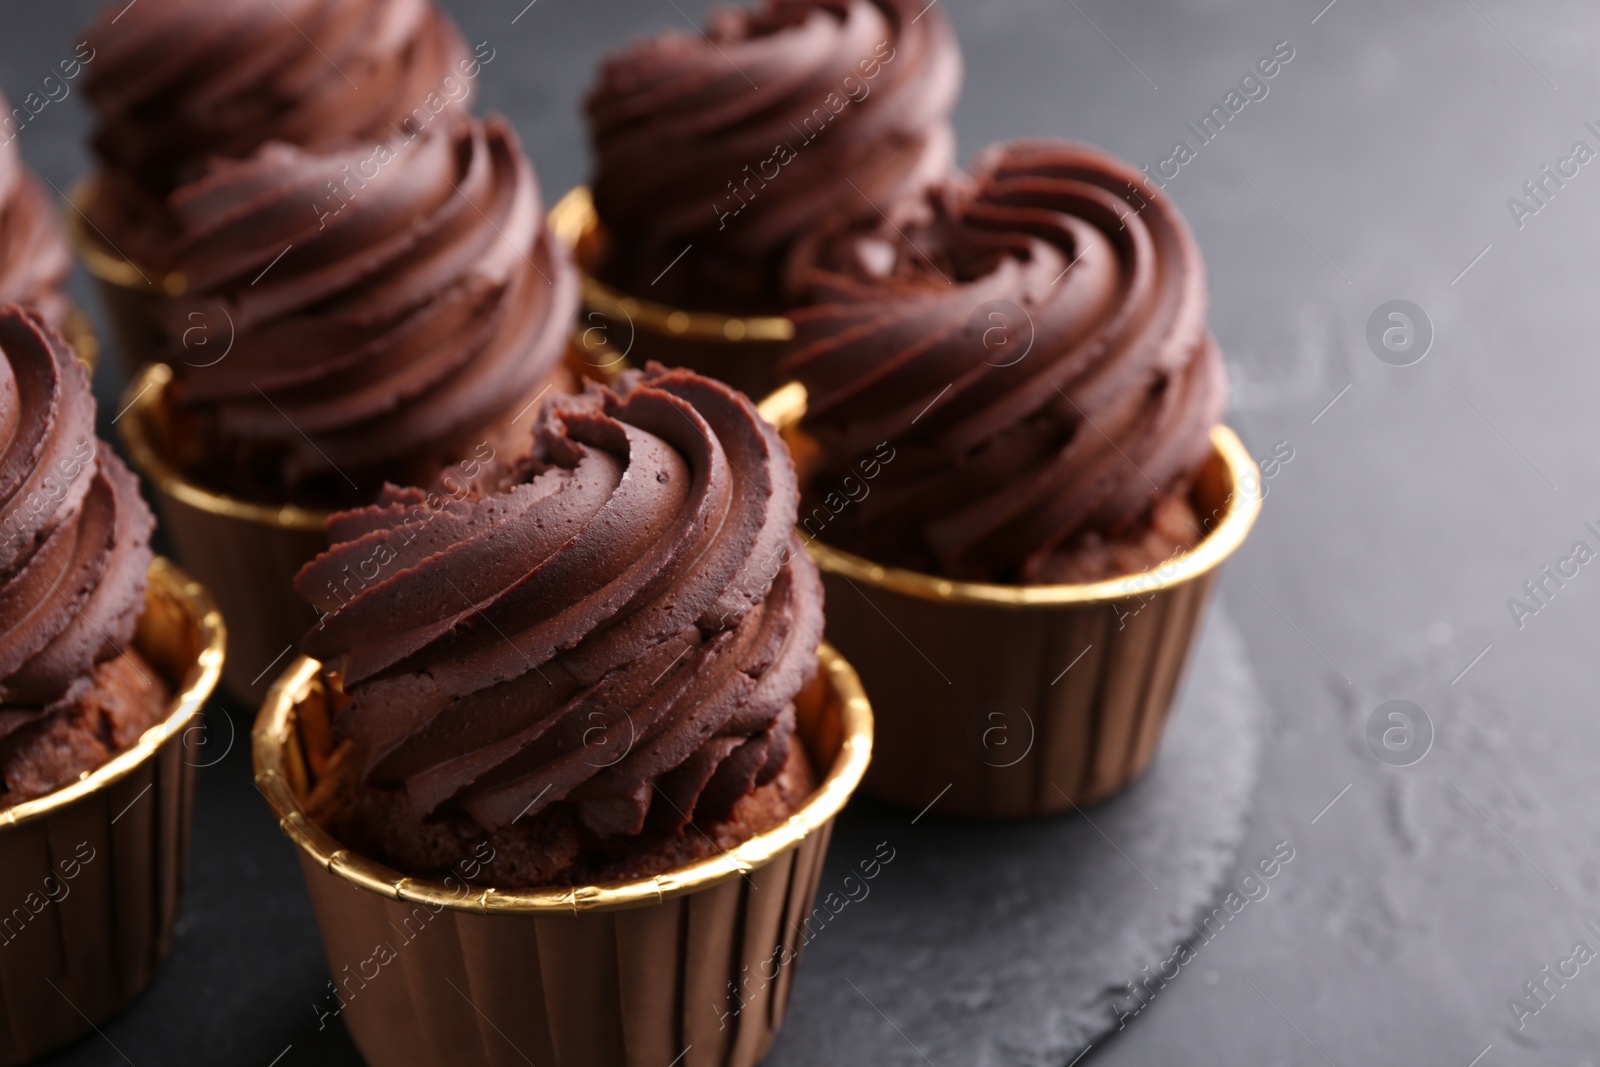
[0, 101, 72, 330]
[295, 365, 823, 840]
[158, 114, 578, 505]
[586, 0, 961, 314]
[0, 307, 154, 736]
[84, 0, 474, 200]
[781, 140, 1227, 583]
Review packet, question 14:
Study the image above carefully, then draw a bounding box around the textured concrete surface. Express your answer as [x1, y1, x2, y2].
[8, 0, 1600, 1064]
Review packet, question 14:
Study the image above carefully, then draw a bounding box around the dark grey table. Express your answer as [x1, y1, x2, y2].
[8, 0, 1600, 1063]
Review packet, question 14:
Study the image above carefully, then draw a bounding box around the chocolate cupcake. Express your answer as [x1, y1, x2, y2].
[255, 366, 871, 1067]
[0, 305, 224, 1063]
[770, 140, 1260, 817]
[72, 0, 482, 364]
[561, 0, 962, 395]
[119, 112, 580, 698]
[297, 363, 823, 883]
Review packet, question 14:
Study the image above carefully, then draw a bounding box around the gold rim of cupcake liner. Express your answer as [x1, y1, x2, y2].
[62, 176, 187, 296]
[253, 642, 873, 915]
[64, 304, 99, 372]
[548, 186, 796, 345]
[118, 362, 333, 532]
[0, 556, 226, 830]
[757, 381, 1263, 608]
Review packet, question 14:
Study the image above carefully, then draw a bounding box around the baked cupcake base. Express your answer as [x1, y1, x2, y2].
[0, 651, 170, 807]
[0, 558, 224, 1066]
[313, 736, 817, 888]
[254, 644, 872, 1067]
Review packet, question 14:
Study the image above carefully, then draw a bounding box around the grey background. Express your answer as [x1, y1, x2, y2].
[7, 0, 1600, 1063]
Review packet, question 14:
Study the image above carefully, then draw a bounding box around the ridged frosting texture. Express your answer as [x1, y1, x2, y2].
[0, 307, 153, 736]
[84, 0, 472, 199]
[586, 0, 961, 314]
[0, 97, 72, 330]
[782, 140, 1227, 583]
[295, 365, 824, 840]
[158, 114, 578, 503]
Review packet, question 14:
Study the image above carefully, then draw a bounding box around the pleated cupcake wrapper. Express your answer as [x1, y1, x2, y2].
[758, 382, 1263, 819]
[63, 175, 186, 376]
[117, 364, 329, 703]
[255, 646, 871, 1067]
[817, 565, 1220, 817]
[0, 558, 225, 1065]
[295, 820, 834, 1067]
[549, 186, 796, 401]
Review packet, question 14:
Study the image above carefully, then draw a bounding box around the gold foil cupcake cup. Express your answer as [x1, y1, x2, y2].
[0, 557, 225, 1065]
[253, 643, 872, 1067]
[118, 363, 330, 702]
[62, 175, 185, 375]
[549, 186, 795, 399]
[759, 382, 1262, 819]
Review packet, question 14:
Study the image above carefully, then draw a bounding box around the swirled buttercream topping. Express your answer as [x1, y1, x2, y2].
[586, 0, 961, 314]
[782, 139, 1226, 583]
[159, 114, 578, 505]
[85, 0, 474, 198]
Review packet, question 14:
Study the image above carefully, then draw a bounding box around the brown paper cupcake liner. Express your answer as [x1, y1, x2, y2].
[118, 363, 329, 703]
[759, 382, 1262, 819]
[62, 175, 186, 376]
[549, 186, 796, 400]
[0, 558, 225, 1066]
[254, 644, 872, 1067]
